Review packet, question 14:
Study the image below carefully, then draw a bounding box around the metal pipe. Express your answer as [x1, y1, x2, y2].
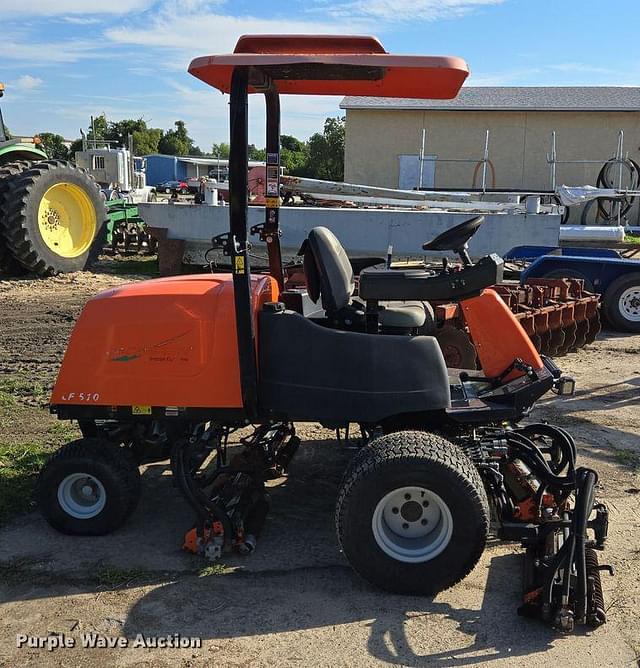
[264, 87, 285, 290]
[481, 129, 490, 193]
[127, 134, 135, 191]
[548, 131, 557, 190]
[617, 130, 624, 225]
[0, 105, 6, 143]
[418, 128, 426, 189]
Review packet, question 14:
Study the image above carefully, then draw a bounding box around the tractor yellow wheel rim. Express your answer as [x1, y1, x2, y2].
[37, 182, 97, 258]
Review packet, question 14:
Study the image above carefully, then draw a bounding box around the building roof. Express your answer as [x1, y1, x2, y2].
[143, 154, 265, 167]
[340, 87, 640, 112]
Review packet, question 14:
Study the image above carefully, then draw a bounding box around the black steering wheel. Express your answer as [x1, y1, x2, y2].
[422, 216, 484, 252]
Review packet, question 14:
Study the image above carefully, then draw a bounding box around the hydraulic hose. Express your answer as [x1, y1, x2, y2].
[573, 468, 598, 621]
[583, 157, 640, 224]
[518, 423, 576, 475]
[172, 439, 233, 537]
[507, 431, 576, 489]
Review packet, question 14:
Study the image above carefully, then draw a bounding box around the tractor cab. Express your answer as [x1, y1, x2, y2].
[0, 81, 48, 163]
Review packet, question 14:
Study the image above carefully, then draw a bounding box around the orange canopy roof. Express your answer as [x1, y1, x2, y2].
[188, 35, 468, 99]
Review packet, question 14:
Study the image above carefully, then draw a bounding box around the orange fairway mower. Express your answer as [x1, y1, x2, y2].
[39, 35, 610, 633]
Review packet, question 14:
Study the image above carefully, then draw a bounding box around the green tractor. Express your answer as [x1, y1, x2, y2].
[0, 82, 107, 276]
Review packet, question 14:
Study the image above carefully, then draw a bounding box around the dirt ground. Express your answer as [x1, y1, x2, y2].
[0, 269, 638, 668]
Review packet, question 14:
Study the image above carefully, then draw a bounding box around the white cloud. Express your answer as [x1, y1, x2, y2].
[164, 79, 342, 148]
[468, 62, 639, 87]
[105, 11, 363, 58]
[4, 38, 102, 64]
[320, 0, 505, 21]
[549, 63, 614, 75]
[62, 16, 102, 25]
[468, 68, 542, 86]
[13, 75, 44, 91]
[0, 0, 155, 16]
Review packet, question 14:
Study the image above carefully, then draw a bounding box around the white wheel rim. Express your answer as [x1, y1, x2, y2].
[619, 287, 640, 322]
[57, 473, 106, 519]
[372, 486, 453, 563]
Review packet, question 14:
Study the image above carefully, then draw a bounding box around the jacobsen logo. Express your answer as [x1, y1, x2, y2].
[108, 330, 193, 364]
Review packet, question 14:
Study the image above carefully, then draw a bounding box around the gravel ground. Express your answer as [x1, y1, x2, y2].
[0, 270, 638, 668]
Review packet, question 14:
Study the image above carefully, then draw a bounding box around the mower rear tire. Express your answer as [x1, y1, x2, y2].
[603, 272, 640, 332]
[336, 430, 488, 595]
[36, 438, 141, 535]
[0, 160, 107, 276]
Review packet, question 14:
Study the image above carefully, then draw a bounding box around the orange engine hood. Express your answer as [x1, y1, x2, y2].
[51, 273, 279, 411]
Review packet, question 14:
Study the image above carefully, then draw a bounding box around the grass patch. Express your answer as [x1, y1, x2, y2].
[614, 448, 640, 470]
[624, 234, 640, 245]
[0, 391, 16, 407]
[46, 420, 80, 442]
[0, 441, 54, 524]
[198, 563, 228, 577]
[0, 376, 46, 399]
[0, 558, 42, 584]
[95, 566, 150, 589]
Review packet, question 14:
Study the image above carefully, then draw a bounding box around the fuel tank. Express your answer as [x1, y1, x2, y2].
[51, 273, 279, 411]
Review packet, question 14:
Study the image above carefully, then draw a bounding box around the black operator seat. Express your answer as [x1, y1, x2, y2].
[300, 227, 427, 329]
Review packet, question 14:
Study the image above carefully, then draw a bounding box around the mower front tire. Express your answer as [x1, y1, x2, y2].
[36, 438, 141, 535]
[336, 430, 489, 595]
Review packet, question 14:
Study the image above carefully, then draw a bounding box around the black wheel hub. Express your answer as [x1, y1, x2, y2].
[400, 500, 423, 522]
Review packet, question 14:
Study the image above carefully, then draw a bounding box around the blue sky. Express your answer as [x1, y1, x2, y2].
[2, 0, 639, 152]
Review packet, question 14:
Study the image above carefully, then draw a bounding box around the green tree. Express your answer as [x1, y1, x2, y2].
[107, 118, 146, 146]
[68, 114, 109, 157]
[37, 132, 69, 160]
[211, 142, 230, 159]
[68, 115, 203, 159]
[248, 144, 266, 162]
[106, 119, 163, 155]
[158, 120, 195, 156]
[131, 127, 162, 155]
[280, 134, 309, 175]
[306, 116, 345, 181]
[88, 114, 108, 141]
[68, 137, 83, 156]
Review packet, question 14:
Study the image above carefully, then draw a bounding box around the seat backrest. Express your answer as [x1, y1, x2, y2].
[302, 227, 355, 313]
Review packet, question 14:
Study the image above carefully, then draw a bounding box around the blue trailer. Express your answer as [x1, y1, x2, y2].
[505, 246, 640, 332]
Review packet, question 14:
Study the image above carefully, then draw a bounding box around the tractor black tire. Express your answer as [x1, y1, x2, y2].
[36, 438, 141, 535]
[0, 160, 32, 276]
[417, 301, 437, 336]
[603, 272, 640, 332]
[542, 268, 595, 294]
[335, 430, 489, 595]
[0, 160, 107, 276]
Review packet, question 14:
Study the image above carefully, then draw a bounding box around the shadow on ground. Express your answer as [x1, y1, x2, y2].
[117, 552, 563, 667]
[0, 433, 576, 665]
